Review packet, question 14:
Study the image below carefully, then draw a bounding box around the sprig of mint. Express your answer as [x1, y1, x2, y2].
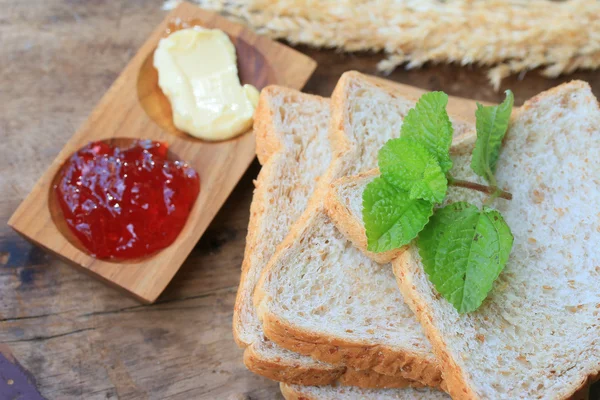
[363, 91, 515, 313]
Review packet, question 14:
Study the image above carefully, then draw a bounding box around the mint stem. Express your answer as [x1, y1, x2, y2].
[483, 189, 503, 206]
[448, 178, 512, 200]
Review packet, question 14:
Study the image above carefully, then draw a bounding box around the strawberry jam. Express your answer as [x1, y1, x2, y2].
[54, 140, 199, 260]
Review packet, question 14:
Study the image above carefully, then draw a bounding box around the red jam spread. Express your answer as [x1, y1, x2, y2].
[54, 140, 200, 260]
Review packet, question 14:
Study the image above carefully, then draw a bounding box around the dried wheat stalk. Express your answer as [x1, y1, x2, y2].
[172, 0, 600, 89]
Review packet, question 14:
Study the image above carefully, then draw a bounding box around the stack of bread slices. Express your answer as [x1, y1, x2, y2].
[234, 71, 600, 399]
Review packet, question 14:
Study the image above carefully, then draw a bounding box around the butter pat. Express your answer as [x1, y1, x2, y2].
[153, 27, 260, 141]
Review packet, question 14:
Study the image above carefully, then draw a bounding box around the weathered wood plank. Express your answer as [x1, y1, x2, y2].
[1, 0, 598, 398]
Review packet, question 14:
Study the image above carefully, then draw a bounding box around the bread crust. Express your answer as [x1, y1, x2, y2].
[253, 85, 285, 165]
[328, 72, 476, 155]
[243, 343, 344, 386]
[339, 369, 423, 389]
[280, 382, 316, 400]
[235, 86, 330, 347]
[234, 85, 338, 381]
[236, 85, 420, 387]
[233, 85, 285, 348]
[244, 341, 425, 388]
[393, 251, 478, 400]
[261, 310, 442, 388]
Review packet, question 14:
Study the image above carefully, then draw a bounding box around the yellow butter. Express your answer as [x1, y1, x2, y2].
[153, 27, 260, 141]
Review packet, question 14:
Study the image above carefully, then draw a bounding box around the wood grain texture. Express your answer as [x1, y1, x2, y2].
[7, 1, 316, 304]
[0, 0, 598, 399]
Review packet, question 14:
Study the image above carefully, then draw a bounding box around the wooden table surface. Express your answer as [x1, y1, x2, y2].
[1, 1, 599, 399]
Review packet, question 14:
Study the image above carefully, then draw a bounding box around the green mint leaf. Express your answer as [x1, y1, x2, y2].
[401, 92, 454, 173]
[363, 177, 434, 253]
[418, 202, 513, 313]
[378, 137, 447, 203]
[471, 90, 514, 185]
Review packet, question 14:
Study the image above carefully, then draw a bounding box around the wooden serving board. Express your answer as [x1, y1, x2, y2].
[8, 2, 316, 303]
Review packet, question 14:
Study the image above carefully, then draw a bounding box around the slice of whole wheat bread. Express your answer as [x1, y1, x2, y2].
[329, 81, 600, 398]
[235, 85, 422, 387]
[280, 383, 450, 400]
[394, 81, 600, 399]
[253, 71, 474, 387]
